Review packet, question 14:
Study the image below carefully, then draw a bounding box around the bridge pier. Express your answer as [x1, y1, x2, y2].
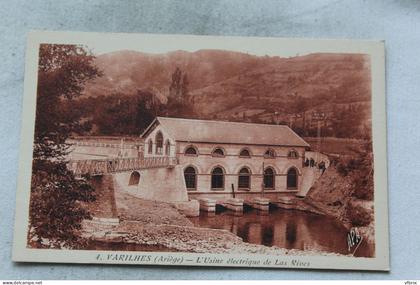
[271, 195, 298, 210]
[198, 198, 217, 213]
[88, 174, 120, 226]
[219, 198, 244, 214]
[198, 198, 245, 214]
[245, 197, 270, 211]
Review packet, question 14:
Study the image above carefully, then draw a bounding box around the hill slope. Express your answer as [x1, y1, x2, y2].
[82, 49, 372, 138]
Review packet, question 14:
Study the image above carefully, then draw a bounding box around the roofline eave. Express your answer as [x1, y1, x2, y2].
[174, 139, 310, 148]
[139, 117, 159, 139]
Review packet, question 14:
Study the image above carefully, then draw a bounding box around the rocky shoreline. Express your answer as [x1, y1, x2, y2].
[302, 167, 376, 247]
[82, 220, 348, 257]
[80, 182, 377, 257]
[81, 191, 351, 257]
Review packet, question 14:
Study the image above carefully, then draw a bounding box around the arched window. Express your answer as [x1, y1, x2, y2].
[264, 167, 275, 189]
[211, 167, 225, 189]
[239, 148, 251, 158]
[165, 140, 171, 156]
[212, 147, 225, 157]
[184, 166, 197, 190]
[147, 139, 153, 154]
[288, 149, 299, 158]
[185, 146, 198, 156]
[155, 132, 163, 154]
[238, 167, 251, 189]
[264, 148, 275, 158]
[287, 168, 298, 189]
[128, 171, 140, 186]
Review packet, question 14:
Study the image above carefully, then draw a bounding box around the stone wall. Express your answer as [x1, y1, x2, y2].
[88, 175, 118, 219]
[87, 168, 199, 219]
[112, 165, 189, 202]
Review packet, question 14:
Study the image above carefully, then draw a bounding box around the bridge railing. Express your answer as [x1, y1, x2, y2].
[68, 156, 178, 176]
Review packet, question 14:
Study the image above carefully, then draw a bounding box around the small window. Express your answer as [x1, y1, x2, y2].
[155, 132, 163, 154]
[147, 139, 153, 154]
[128, 171, 140, 186]
[185, 146, 198, 156]
[264, 148, 275, 158]
[238, 167, 251, 189]
[288, 150, 299, 158]
[211, 167, 225, 189]
[239, 148, 251, 158]
[184, 166, 197, 190]
[264, 167, 275, 189]
[165, 140, 171, 156]
[287, 168, 298, 189]
[212, 147, 225, 157]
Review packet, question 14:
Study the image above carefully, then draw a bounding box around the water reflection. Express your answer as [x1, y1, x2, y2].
[190, 207, 374, 257]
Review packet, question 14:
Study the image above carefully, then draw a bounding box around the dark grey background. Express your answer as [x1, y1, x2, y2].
[1, 0, 419, 279]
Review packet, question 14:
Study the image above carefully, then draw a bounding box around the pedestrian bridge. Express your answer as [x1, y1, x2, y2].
[68, 156, 178, 176]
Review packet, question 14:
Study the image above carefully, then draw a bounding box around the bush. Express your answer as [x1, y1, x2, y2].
[336, 162, 349, 176]
[346, 202, 372, 227]
[335, 141, 374, 201]
[352, 178, 374, 200]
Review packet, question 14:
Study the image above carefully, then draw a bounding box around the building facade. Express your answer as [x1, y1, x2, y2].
[139, 117, 310, 201]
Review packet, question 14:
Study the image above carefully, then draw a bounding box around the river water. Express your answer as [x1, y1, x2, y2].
[86, 206, 374, 257]
[189, 206, 374, 257]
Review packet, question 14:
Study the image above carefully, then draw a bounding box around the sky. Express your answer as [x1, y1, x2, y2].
[31, 31, 380, 58]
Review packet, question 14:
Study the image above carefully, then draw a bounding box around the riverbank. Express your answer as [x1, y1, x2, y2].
[302, 166, 375, 246]
[81, 191, 348, 257]
[82, 220, 346, 257]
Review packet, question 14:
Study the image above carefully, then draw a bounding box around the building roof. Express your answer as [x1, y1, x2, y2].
[142, 117, 310, 148]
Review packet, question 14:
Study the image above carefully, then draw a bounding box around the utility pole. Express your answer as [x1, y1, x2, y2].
[312, 111, 326, 163]
[261, 161, 265, 198]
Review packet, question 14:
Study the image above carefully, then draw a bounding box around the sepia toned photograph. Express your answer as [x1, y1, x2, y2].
[13, 32, 388, 270]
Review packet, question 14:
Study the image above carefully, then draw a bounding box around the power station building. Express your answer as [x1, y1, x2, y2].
[140, 117, 310, 201]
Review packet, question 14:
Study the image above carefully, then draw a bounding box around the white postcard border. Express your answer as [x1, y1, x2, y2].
[12, 31, 389, 271]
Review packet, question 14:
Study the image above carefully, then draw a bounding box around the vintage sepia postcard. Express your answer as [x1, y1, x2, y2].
[12, 31, 389, 270]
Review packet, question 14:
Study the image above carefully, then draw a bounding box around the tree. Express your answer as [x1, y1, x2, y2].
[90, 90, 161, 136]
[29, 44, 101, 248]
[169, 67, 190, 103]
[336, 140, 374, 200]
[169, 67, 182, 100]
[181, 73, 189, 99]
[166, 68, 196, 117]
[331, 105, 362, 138]
[350, 140, 374, 200]
[134, 90, 160, 131]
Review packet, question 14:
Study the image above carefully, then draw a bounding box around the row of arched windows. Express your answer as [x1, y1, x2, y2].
[147, 131, 171, 156]
[128, 166, 298, 190]
[183, 166, 298, 190]
[146, 133, 300, 159]
[184, 145, 299, 158]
